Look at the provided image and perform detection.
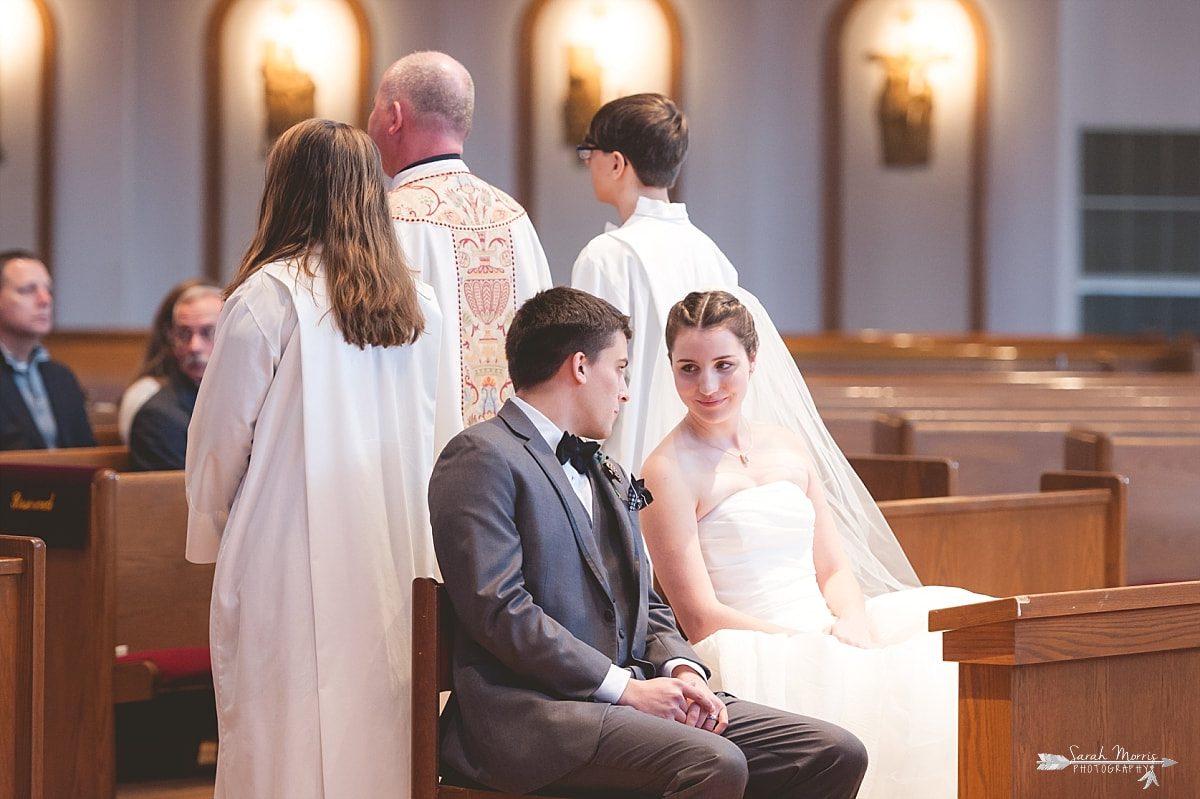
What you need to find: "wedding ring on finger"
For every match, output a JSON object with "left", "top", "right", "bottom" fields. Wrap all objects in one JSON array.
[{"left": 706, "top": 713, "right": 719, "bottom": 722}]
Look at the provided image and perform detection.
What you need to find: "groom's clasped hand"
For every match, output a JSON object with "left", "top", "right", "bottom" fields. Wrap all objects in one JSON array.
[{"left": 615, "top": 667, "right": 729, "bottom": 734}]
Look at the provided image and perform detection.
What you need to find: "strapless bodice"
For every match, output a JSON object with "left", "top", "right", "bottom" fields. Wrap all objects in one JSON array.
[{"left": 697, "top": 481, "right": 834, "bottom": 632}]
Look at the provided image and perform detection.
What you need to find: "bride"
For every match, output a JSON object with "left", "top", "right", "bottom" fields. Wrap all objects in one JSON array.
[{"left": 639, "top": 290, "right": 988, "bottom": 799}]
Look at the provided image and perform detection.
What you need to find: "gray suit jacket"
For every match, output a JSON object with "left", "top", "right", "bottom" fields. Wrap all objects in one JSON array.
[{"left": 429, "top": 400, "right": 703, "bottom": 794}]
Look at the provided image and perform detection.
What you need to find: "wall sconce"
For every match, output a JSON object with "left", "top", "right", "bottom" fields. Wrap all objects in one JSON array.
[
  {"left": 563, "top": 44, "right": 602, "bottom": 146},
  {"left": 866, "top": 3, "right": 949, "bottom": 167},
  {"left": 561, "top": 1, "right": 626, "bottom": 149},
  {"left": 557, "top": 0, "right": 672, "bottom": 153},
  {"left": 0, "top": 0, "right": 44, "bottom": 164},
  {"left": 262, "top": 2, "right": 316, "bottom": 143}
]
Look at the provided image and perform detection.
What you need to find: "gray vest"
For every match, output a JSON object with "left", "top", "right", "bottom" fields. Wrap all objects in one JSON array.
[{"left": 588, "top": 469, "right": 639, "bottom": 669}]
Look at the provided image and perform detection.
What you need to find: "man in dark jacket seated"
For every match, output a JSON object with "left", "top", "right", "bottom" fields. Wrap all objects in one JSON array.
[
  {"left": 0, "top": 249, "right": 95, "bottom": 451},
  {"left": 129, "top": 284, "right": 223, "bottom": 471}
]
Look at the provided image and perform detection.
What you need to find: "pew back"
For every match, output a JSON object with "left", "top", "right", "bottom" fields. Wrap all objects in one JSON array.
[
  {"left": 880, "top": 472, "right": 1126, "bottom": 596},
  {"left": 101, "top": 470, "right": 211, "bottom": 653},
  {"left": 0, "top": 464, "right": 207, "bottom": 798},
  {"left": 1066, "top": 431, "right": 1200, "bottom": 584},
  {"left": 0, "top": 463, "right": 117, "bottom": 799},
  {"left": 42, "top": 331, "right": 147, "bottom": 409},
  {"left": 0, "top": 445, "right": 130, "bottom": 471},
  {"left": 0, "top": 535, "right": 45, "bottom": 799},
  {"left": 875, "top": 416, "right": 1200, "bottom": 494},
  {"left": 847, "top": 453, "right": 957, "bottom": 500},
  {"left": 784, "top": 332, "right": 1199, "bottom": 373}
]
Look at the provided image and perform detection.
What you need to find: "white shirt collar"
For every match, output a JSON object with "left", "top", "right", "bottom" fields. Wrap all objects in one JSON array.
[
  {"left": 630, "top": 195, "right": 688, "bottom": 221},
  {"left": 508, "top": 395, "right": 565, "bottom": 453},
  {"left": 510, "top": 396, "right": 595, "bottom": 518}
]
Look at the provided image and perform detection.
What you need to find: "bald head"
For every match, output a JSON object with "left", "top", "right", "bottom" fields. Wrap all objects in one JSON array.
[
  {"left": 369, "top": 51, "right": 475, "bottom": 177},
  {"left": 385, "top": 51, "right": 474, "bottom": 135}
]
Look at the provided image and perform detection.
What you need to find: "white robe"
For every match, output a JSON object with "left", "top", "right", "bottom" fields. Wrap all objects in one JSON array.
[
  {"left": 388, "top": 158, "right": 552, "bottom": 452},
  {"left": 185, "top": 260, "right": 442, "bottom": 799},
  {"left": 573, "top": 198, "right": 918, "bottom": 595},
  {"left": 572, "top": 196, "right": 738, "bottom": 472}
]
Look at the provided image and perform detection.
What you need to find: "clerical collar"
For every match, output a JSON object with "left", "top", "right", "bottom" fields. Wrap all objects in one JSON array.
[{"left": 398, "top": 153, "right": 462, "bottom": 173}]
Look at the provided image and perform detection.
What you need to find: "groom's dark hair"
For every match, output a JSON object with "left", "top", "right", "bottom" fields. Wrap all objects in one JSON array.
[{"left": 507, "top": 287, "right": 632, "bottom": 392}]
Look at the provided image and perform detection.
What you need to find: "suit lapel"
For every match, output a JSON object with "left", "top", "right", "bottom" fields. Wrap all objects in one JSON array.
[
  {"left": 497, "top": 402, "right": 611, "bottom": 597},
  {"left": 587, "top": 456, "right": 651, "bottom": 657}
]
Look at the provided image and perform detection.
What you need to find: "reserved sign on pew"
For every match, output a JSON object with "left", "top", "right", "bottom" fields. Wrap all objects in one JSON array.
[{"left": 0, "top": 463, "right": 95, "bottom": 548}]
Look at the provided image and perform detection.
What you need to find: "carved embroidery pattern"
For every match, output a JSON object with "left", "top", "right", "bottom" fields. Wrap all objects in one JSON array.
[{"left": 390, "top": 170, "right": 524, "bottom": 426}]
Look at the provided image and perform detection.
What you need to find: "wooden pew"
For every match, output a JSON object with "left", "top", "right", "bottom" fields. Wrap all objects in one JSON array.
[
  {"left": 93, "top": 424, "right": 122, "bottom": 447},
  {"left": 809, "top": 371, "right": 1200, "bottom": 411},
  {"left": 931, "top": 581, "right": 1200, "bottom": 798},
  {"left": 0, "top": 464, "right": 211, "bottom": 797},
  {"left": 847, "top": 453, "right": 957, "bottom": 500},
  {"left": 0, "top": 445, "right": 130, "bottom": 471},
  {"left": 99, "top": 470, "right": 216, "bottom": 782},
  {"left": 820, "top": 408, "right": 879, "bottom": 454},
  {"left": 879, "top": 472, "right": 1126, "bottom": 596},
  {"left": 785, "top": 331, "right": 1199, "bottom": 373},
  {"left": 103, "top": 470, "right": 213, "bottom": 703},
  {"left": 1066, "top": 430, "right": 1200, "bottom": 584},
  {"left": 812, "top": 380, "right": 1200, "bottom": 451},
  {"left": 874, "top": 415, "right": 1200, "bottom": 494},
  {"left": 0, "top": 462, "right": 115, "bottom": 798},
  {"left": 879, "top": 406, "right": 1200, "bottom": 428},
  {"left": 42, "top": 330, "right": 148, "bottom": 410},
  {"left": 0, "top": 535, "right": 45, "bottom": 799}
]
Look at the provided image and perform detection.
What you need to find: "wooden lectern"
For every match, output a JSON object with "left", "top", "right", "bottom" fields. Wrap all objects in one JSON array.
[{"left": 931, "top": 582, "right": 1200, "bottom": 798}]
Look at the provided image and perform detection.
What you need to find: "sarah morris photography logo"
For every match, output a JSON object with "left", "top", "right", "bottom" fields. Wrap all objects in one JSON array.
[{"left": 1037, "top": 744, "right": 1178, "bottom": 789}]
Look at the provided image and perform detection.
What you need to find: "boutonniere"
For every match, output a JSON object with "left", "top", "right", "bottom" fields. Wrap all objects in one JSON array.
[
  {"left": 597, "top": 451, "right": 623, "bottom": 492},
  {"left": 627, "top": 476, "right": 654, "bottom": 512},
  {"left": 594, "top": 452, "right": 653, "bottom": 511}
]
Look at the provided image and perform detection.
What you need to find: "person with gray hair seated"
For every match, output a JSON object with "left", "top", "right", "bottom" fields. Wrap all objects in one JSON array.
[{"left": 128, "top": 283, "right": 223, "bottom": 470}]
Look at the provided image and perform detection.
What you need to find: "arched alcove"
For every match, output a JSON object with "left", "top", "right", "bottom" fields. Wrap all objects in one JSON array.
[
  {"left": 204, "top": 0, "right": 371, "bottom": 282},
  {"left": 515, "top": 0, "right": 683, "bottom": 278},
  {"left": 0, "top": 0, "right": 57, "bottom": 266},
  {"left": 822, "top": 0, "right": 990, "bottom": 331}
]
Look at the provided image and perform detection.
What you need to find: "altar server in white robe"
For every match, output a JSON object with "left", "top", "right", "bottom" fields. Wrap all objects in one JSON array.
[
  {"left": 573, "top": 94, "right": 917, "bottom": 599},
  {"left": 571, "top": 93, "right": 738, "bottom": 473},
  {"left": 369, "top": 51, "right": 552, "bottom": 452},
  {"left": 185, "top": 119, "right": 442, "bottom": 799}
]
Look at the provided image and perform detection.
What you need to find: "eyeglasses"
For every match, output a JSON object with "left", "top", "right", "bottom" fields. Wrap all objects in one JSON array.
[
  {"left": 576, "top": 143, "right": 606, "bottom": 162},
  {"left": 170, "top": 325, "right": 216, "bottom": 346}
]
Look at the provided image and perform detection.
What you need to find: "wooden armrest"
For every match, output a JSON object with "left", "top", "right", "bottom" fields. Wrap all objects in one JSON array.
[{"left": 113, "top": 659, "right": 159, "bottom": 704}]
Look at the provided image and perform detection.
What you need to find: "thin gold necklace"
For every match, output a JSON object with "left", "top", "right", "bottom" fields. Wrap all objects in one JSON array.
[{"left": 687, "top": 419, "right": 754, "bottom": 466}]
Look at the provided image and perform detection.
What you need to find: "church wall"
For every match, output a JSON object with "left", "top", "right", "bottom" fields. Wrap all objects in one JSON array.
[
  {"left": 24, "top": 0, "right": 1193, "bottom": 334},
  {"left": 980, "top": 0, "right": 1060, "bottom": 333}
]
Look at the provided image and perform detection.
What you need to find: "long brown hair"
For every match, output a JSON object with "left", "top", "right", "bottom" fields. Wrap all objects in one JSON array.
[{"left": 227, "top": 118, "right": 423, "bottom": 348}]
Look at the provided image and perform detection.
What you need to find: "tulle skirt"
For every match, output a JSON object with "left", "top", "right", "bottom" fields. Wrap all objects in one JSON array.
[{"left": 692, "top": 585, "right": 989, "bottom": 799}]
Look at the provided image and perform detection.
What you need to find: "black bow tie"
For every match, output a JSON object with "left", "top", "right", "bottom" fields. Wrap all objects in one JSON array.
[{"left": 556, "top": 432, "right": 600, "bottom": 474}]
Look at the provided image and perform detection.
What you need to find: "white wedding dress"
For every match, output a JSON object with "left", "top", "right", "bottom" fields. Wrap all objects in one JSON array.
[{"left": 690, "top": 481, "right": 989, "bottom": 798}]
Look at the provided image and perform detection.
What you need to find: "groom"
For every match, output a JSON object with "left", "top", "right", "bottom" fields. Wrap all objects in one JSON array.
[{"left": 428, "top": 286, "right": 867, "bottom": 797}]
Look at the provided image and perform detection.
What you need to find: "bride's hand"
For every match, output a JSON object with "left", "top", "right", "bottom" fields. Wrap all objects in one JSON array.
[{"left": 828, "top": 613, "right": 875, "bottom": 648}]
